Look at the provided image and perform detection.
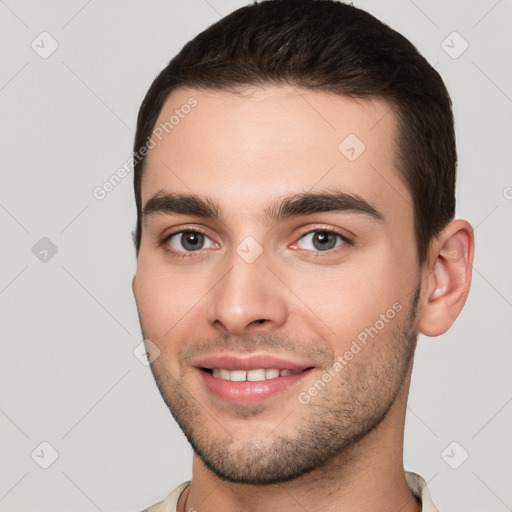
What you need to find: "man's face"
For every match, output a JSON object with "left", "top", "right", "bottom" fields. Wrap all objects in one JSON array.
[{"left": 133, "top": 86, "right": 422, "bottom": 483}]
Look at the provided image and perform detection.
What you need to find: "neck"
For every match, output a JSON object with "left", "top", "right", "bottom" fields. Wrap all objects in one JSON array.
[{"left": 179, "top": 369, "right": 420, "bottom": 512}]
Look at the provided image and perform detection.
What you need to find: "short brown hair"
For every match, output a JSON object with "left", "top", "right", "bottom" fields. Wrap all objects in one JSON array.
[{"left": 133, "top": 0, "right": 456, "bottom": 264}]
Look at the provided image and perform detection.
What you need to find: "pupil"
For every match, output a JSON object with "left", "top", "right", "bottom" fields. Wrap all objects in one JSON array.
[
  {"left": 313, "top": 232, "right": 336, "bottom": 251},
  {"left": 182, "top": 231, "right": 204, "bottom": 251}
]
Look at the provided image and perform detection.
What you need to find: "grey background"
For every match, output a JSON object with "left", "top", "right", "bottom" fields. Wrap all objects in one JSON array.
[{"left": 0, "top": 1, "right": 510, "bottom": 510}]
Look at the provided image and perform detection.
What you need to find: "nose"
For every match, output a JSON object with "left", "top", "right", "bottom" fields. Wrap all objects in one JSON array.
[{"left": 206, "top": 246, "right": 288, "bottom": 335}]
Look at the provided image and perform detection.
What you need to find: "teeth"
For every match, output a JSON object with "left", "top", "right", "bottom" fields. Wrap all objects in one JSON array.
[
  {"left": 210, "top": 368, "right": 296, "bottom": 381},
  {"left": 219, "top": 369, "right": 231, "bottom": 380},
  {"left": 230, "top": 370, "right": 246, "bottom": 382},
  {"left": 247, "top": 369, "right": 266, "bottom": 381},
  {"left": 265, "top": 369, "right": 280, "bottom": 379}
]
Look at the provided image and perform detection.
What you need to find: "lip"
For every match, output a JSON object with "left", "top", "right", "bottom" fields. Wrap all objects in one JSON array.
[
  {"left": 193, "top": 353, "right": 315, "bottom": 405},
  {"left": 197, "top": 367, "right": 314, "bottom": 404},
  {"left": 193, "top": 353, "right": 312, "bottom": 372}
]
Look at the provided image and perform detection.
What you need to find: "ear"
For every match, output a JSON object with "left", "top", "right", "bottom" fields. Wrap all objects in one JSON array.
[
  {"left": 132, "top": 274, "right": 137, "bottom": 299},
  {"left": 419, "top": 219, "right": 474, "bottom": 337}
]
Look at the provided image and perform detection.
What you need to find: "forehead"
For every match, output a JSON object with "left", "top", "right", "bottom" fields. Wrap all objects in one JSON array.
[{"left": 141, "top": 85, "right": 411, "bottom": 224}]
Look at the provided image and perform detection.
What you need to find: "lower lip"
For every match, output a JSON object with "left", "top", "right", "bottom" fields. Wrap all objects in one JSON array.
[{"left": 197, "top": 368, "right": 313, "bottom": 404}]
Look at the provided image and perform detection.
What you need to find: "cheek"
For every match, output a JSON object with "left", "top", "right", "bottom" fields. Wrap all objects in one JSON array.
[
  {"left": 291, "top": 254, "right": 412, "bottom": 348},
  {"left": 134, "top": 258, "right": 205, "bottom": 341}
]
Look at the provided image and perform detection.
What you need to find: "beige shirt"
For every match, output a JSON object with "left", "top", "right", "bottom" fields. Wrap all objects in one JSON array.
[{"left": 141, "top": 471, "right": 438, "bottom": 512}]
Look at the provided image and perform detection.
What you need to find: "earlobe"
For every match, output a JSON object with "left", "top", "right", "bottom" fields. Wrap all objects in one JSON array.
[{"left": 419, "top": 220, "right": 474, "bottom": 337}]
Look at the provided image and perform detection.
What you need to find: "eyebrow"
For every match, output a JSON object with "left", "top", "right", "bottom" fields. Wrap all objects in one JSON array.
[{"left": 142, "top": 189, "right": 384, "bottom": 225}]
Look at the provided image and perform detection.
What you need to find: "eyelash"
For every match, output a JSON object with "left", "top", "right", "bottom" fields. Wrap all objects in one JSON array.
[
  {"left": 160, "top": 227, "right": 352, "bottom": 259},
  {"left": 294, "top": 227, "right": 352, "bottom": 258},
  {"left": 160, "top": 228, "right": 213, "bottom": 259}
]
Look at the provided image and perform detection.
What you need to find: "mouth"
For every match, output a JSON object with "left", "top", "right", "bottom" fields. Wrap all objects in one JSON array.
[
  {"left": 205, "top": 367, "right": 303, "bottom": 381},
  {"left": 193, "top": 354, "right": 315, "bottom": 404}
]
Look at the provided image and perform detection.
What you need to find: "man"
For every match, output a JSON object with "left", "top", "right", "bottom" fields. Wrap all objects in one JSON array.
[{"left": 131, "top": 1, "right": 474, "bottom": 510}]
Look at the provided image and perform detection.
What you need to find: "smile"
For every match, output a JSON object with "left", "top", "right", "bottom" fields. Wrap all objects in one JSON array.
[
  {"left": 193, "top": 354, "right": 315, "bottom": 404},
  {"left": 208, "top": 368, "right": 300, "bottom": 382}
]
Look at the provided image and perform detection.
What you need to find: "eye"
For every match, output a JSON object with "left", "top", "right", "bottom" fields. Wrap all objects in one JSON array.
[
  {"left": 293, "top": 230, "right": 349, "bottom": 252},
  {"left": 164, "top": 230, "right": 218, "bottom": 254}
]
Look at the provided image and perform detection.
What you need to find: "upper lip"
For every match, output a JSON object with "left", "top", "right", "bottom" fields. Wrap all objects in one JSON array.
[{"left": 193, "top": 353, "right": 315, "bottom": 371}]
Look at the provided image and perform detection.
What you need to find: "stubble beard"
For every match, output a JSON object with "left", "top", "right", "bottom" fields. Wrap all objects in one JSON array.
[{"left": 141, "top": 286, "right": 421, "bottom": 485}]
